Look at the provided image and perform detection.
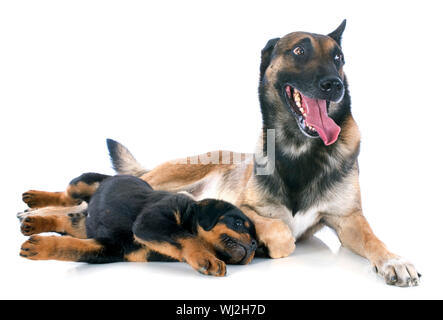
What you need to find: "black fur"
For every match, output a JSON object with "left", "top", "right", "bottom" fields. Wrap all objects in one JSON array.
[
  {"left": 260, "top": 38, "right": 280, "bottom": 81},
  {"left": 69, "top": 172, "right": 110, "bottom": 186},
  {"left": 256, "top": 21, "right": 360, "bottom": 215},
  {"left": 71, "top": 174, "right": 257, "bottom": 264},
  {"left": 328, "top": 19, "right": 346, "bottom": 45}
]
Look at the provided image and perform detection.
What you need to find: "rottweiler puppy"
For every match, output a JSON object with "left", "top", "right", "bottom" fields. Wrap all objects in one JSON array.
[{"left": 20, "top": 173, "right": 257, "bottom": 276}]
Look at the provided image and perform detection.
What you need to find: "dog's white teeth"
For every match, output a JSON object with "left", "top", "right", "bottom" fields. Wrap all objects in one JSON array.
[{"left": 293, "top": 92, "right": 301, "bottom": 103}]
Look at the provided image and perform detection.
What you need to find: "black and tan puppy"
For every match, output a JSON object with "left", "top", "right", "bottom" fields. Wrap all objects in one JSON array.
[{"left": 20, "top": 173, "right": 257, "bottom": 276}]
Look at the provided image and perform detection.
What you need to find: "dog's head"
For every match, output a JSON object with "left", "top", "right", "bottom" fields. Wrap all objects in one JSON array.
[
  {"left": 192, "top": 199, "right": 257, "bottom": 265},
  {"left": 259, "top": 20, "right": 348, "bottom": 146}
]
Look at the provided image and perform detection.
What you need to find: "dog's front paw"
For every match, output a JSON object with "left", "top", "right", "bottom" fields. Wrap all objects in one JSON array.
[
  {"left": 20, "top": 235, "right": 55, "bottom": 260},
  {"left": 186, "top": 251, "right": 227, "bottom": 277},
  {"left": 258, "top": 219, "right": 295, "bottom": 259},
  {"left": 375, "top": 256, "right": 421, "bottom": 287}
]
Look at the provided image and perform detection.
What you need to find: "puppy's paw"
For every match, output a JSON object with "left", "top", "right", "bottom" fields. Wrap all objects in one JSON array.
[
  {"left": 22, "top": 190, "right": 50, "bottom": 208},
  {"left": 17, "top": 208, "right": 35, "bottom": 222},
  {"left": 258, "top": 219, "right": 295, "bottom": 259},
  {"left": 187, "top": 251, "right": 227, "bottom": 277},
  {"left": 375, "top": 256, "right": 420, "bottom": 287},
  {"left": 20, "top": 235, "right": 55, "bottom": 260},
  {"left": 20, "top": 216, "right": 53, "bottom": 236}
]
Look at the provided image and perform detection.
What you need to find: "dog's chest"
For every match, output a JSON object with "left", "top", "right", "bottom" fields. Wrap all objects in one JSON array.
[{"left": 268, "top": 205, "right": 321, "bottom": 240}]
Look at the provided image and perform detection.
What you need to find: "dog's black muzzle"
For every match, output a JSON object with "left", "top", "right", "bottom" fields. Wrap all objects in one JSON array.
[{"left": 318, "top": 76, "right": 344, "bottom": 102}]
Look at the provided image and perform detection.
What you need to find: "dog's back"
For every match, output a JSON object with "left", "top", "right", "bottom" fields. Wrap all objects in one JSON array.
[{"left": 86, "top": 175, "right": 154, "bottom": 240}]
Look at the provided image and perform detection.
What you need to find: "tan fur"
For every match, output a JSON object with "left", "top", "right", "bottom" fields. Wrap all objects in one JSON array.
[
  {"left": 18, "top": 203, "right": 87, "bottom": 219},
  {"left": 134, "top": 236, "right": 226, "bottom": 276},
  {"left": 22, "top": 182, "right": 99, "bottom": 209},
  {"left": 134, "top": 236, "right": 182, "bottom": 260},
  {"left": 197, "top": 224, "right": 251, "bottom": 248},
  {"left": 324, "top": 211, "right": 397, "bottom": 269},
  {"left": 20, "top": 213, "right": 87, "bottom": 238},
  {"left": 19, "top": 27, "right": 418, "bottom": 285},
  {"left": 124, "top": 247, "right": 150, "bottom": 262},
  {"left": 173, "top": 210, "right": 181, "bottom": 225},
  {"left": 67, "top": 181, "right": 100, "bottom": 199},
  {"left": 22, "top": 190, "right": 81, "bottom": 208},
  {"left": 20, "top": 235, "right": 103, "bottom": 261}
]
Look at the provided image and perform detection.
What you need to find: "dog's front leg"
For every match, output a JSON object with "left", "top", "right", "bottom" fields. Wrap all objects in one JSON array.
[
  {"left": 324, "top": 211, "right": 420, "bottom": 287},
  {"left": 240, "top": 205, "right": 295, "bottom": 259}
]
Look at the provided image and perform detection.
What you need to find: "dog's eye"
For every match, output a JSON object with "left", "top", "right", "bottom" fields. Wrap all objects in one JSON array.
[
  {"left": 293, "top": 46, "right": 304, "bottom": 56},
  {"left": 334, "top": 53, "right": 343, "bottom": 63},
  {"left": 234, "top": 219, "right": 243, "bottom": 228}
]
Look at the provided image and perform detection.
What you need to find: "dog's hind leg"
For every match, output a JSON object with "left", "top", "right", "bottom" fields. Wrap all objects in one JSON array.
[
  {"left": 17, "top": 203, "right": 87, "bottom": 220},
  {"left": 20, "top": 210, "right": 87, "bottom": 238},
  {"left": 22, "top": 172, "right": 110, "bottom": 208},
  {"left": 19, "top": 235, "right": 124, "bottom": 263}
]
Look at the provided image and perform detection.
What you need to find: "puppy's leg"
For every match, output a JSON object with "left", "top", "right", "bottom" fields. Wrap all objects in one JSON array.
[
  {"left": 22, "top": 172, "right": 110, "bottom": 208},
  {"left": 17, "top": 203, "right": 87, "bottom": 222},
  {"left": 135, "top": 236, "right": 226, "bottom": 276},
  {"left": 325, "top": 211, "right": 420, "bottom": 287},
  {"left": 132, "top": 205, "right": 226, "bottom": 276},
  {"left": 20, "top": 212, "right": 87, "bottom": 238},
  {"left": 19, "top": 235, "right": 123, "bottom": 263}
]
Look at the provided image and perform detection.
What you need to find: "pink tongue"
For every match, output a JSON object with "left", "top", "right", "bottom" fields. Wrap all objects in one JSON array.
[{"left": 302, "top": 96, "right": 341, "bottom": 146}]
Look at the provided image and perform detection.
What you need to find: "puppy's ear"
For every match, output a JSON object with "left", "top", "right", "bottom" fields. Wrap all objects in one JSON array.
[
  {"left": 260, "top": 38, "right": 280, "bottom": 81},
  {"left": 328, "top": 19, "right": 346, "bottom": 46},
  {"left": 194, "top": 199, "right": 224, "bottom": 231}
]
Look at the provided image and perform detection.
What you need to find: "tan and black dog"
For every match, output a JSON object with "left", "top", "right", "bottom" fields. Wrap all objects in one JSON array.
[
  {"left": 20, "top": 21, "right": 419, "bottom": 286},
  {"left": 20, "top": 173, "right": 257, "bottom": 276}
]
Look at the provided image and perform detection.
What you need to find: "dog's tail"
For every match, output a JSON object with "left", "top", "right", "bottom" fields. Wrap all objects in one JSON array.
[{"left": 106, "top": 139, "right": 149, "bottom": 177}]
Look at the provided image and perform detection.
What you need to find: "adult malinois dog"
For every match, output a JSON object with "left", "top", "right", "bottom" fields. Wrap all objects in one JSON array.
[{"left": 21, "top": 21, "right": 419, "bottom": 286}]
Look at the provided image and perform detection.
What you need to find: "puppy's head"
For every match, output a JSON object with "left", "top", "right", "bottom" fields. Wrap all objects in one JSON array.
[{"left": 192, "top": 199, "right": 257, "bottom": 265}]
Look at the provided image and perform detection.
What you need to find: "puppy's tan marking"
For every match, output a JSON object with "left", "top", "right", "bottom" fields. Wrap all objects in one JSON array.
[
  {"left": 22, "top": 190, "right": 81, "bottom": 208},
  {"left": 20, "top": 235, "right": 103, "bottom": 261},
  {"left": 173, "top": 210, "right": 181, "bottom": 225},
  {"left": 20, "top": 213, "right": 87, "bottom": 238},
  {"left": 197, "top": 224, "right": 251, "bottom": 249},
  {"left": 124, "top": 247, "right": 150, "bottom": 262},
  {"left": 134, "top": 236, "right": 226, "bottom": 276}
]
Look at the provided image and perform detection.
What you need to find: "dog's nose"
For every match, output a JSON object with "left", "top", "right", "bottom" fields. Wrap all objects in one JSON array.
[{"left": 319, "top": 77, "right": 343, "bottom": 94}]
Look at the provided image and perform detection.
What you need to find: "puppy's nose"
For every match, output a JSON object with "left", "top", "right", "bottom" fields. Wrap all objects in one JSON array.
[
  {"left": 250, "top": 239, "right": 257, "bottom": 250},
  {"left": 319, "top": 76, "right": 343, "bottom": 95}
]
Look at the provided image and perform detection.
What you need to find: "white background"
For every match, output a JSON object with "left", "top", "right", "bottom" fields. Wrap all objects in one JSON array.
[{"left": 1, "top": 0, "right": 442, "bottom": 299}]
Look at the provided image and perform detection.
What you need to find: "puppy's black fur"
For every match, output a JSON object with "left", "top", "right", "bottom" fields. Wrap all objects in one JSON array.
[{"left": 20, "top": 173, "right": 257, "bottom": 275}]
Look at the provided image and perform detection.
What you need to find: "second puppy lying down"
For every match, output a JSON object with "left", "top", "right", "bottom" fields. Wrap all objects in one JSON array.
[{"left": 20, "top": 173, "right": 257, "bottom": 276}]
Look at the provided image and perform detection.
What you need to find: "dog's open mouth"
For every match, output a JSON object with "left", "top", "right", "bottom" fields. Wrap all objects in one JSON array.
[{"left": 284, "top": 85, "right": 341, "bottom": 146}]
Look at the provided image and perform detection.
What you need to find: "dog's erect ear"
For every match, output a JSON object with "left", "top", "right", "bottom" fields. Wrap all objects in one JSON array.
[
  {"left": 328, "top": 19, "right": 346, "bottom": 46},
  {"left": 194, "top": 199, "right": 225, "bottom": 231},
  {"left": 260, "top": 38, "right": 280, "bottom": 81}
]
